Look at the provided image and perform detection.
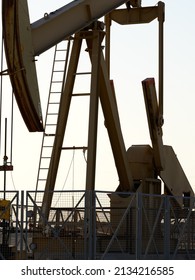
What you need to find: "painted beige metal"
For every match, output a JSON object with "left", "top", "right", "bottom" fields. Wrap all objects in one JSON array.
[
  {"left": 85, "top": 31, "right": 102, "bottom": 191},
  {"left": 129, "top": 0, "right": 142, "bottom": 7},
  {"left": 127, "top": 145, "right": 155, "bottom": 181},
  {"left": 160, "top": 146, "right": 194, "bottom": 199},
  {"left": 98, "top": 48, "right": 134, "bottom": 191},
  {"left": 2, "top": 0, "right": 43, "bottom": 132},
  {"left": 142, "top": 78, "right": 194, "bottom": 202},
  {"left": 158, "top": 2, "right": 165, "bottom": 118},
  {"left": 110, "top": 6, "right": 159, "bottom": 25},
  {"left": 31, "top": 0, "right": 136, "bottom": 56},
  {"left": 86, "top": 32, "right": 134, "bottom": 191},
  {"left": 142, "top": 78, "right": 164, "bottom": 172}
]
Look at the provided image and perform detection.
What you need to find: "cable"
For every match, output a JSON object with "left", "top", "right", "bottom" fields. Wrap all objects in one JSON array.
[
  {"left": 10, "top": 171, "right": 16, "bottom": 191},
  {"left": 83, "top": 147, "right": 87, "bottom": 163},
  {"left": 72, "top": 149, "right": 75, "bottom": 207},
  {"left": 53, "top": 149, "right": 75, "bottom": 208}
]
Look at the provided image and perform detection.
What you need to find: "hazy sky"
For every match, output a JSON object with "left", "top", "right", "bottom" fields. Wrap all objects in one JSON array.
[{"left": 0, "top": 0, "right": 195, "bottom": 194}]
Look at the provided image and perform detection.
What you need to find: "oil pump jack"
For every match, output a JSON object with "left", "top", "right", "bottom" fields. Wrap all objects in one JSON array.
[{"left": 1, "top": 0, "right": 195, "bottom": 259}]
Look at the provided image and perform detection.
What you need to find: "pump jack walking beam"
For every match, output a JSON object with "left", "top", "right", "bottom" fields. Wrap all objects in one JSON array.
[
  {"left": 31, "top": 0, "right": 141, "bottom": 56},
  {"left": 2, "top": 0, "right": 141, "bottom": 132}
]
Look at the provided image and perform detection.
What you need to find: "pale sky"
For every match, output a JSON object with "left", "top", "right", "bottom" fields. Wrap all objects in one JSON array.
[{"left": 0, "top": 0, "right": 195, "bottom": 194}]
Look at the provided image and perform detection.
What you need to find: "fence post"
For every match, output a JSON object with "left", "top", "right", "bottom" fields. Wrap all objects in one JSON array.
[
  {"left": 136, "top": 192, "right": 142, "bottom": 259},
  {"left": 84, "top": 190, "right": 96, "bottom": 259},
  {"left": 19, "top": 190, "right": 24, "bottom": 259},
  {"left": 163, "top": 195, "right": 170, "bottom": 259}
]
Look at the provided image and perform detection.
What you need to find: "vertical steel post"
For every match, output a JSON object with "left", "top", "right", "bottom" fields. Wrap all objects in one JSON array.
[
  {"left": 84, "top": 29, "right": 102, "bottom": 258},
  {"left": 84, "top": 190, "right": 96, "bottom": 259},
  {"left": 20, "top": 190, "right": 24, "bottom": 259},
  {"left": 158, "top": 2, "right": 165, "bottom": 121},
  {"left": 85, "top": 29, "right": 102, "bottom": 191},
  {"left": 105, "top": 15, "right": 111, "bottom": 78},
  {"left": 15, "top": 192, "right": 19, "bottom": 257},
  {"left": 163, "top": 195, "right": 170, "bottom": 259},
  {"left": 3, "top": 118, "right": 7, "bottom": 200},
  {"left": 136, "top": 192, "right": 142, "bottom": 259}
]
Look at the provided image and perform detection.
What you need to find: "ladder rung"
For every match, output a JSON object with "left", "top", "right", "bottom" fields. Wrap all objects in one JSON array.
[
  {"left": 36, "top": 40, "right": 70, "bottom": 190},
  {"left": 45, "top": 124, "right": 57, "bottom": 126},
  {"left": 48, "top": 102, "right": 60, "bottom": 104},
  {"left": 41, "top": 156, "right": 52, "bottom": 159},
  {"left": 47, "top": 113, "right": 58, "bottom": 115},
  {"left": 56, "top": 49, "right": 67, "bottom": 52},
  {"left": 74, "top": 72, "right": 91, "bottom": 75},
  {"left": 72, "top": 93, "right": 90, "bottom": 96},
  {"left": 40, "top": 167, "right": 49, "bottom": 170},
  {"left": 62, "top": 146, "right": 88, "bottom": 150},
  {"left": 53, "top": 70, "right": 65, "bottom": 73},
  {"left": 44, "top": 133, "right": 56, "bottom": 136}
]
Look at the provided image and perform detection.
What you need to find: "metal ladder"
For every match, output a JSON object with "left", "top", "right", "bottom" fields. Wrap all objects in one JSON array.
[{"left": 35, "top": 39, "right": 71, "bottom": 194}]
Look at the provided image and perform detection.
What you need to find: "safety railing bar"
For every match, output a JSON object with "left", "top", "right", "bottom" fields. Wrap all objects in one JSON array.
[
  {"left": 101, "top": 193, "right": 136, "bottom": 260},
  {"left": 143, "top": 197, "right": 164, "bottom": 258}
]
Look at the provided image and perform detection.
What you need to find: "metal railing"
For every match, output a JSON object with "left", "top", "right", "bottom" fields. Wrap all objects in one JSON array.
[{"left": 0, "top": 190, "right": 195, "bottom": 260}]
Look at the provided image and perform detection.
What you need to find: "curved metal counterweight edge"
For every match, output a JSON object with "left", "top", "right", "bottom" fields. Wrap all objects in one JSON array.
[{"left": 2, "top": 0, "right": 43, "bottom": 132}]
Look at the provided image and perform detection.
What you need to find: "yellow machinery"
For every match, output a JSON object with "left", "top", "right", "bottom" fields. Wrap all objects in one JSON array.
[
  {"left": 0, "top": 199, "right": 10, "bottom": 221},
  {"left": 0, "top": 199, "right": 12, "bottom": 258}
]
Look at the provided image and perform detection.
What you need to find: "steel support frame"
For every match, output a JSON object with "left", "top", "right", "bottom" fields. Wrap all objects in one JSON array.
[
  {"left": 85, "top": 30, "right": 102, "bottom": 191},
  {"left": 41, "top": 26, "right": 134, "bottom": 221}
]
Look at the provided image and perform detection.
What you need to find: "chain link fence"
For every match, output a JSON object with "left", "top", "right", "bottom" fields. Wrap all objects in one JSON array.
[{"left": 0, "top": 190, "right": 195, "bottom": 259}]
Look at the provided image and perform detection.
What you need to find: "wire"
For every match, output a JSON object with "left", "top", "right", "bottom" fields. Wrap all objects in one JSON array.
[
  {"left": 83, "top": 147, "right": 87, "bottom": 163},
  {"left": 10, "top": 171, "right": 16, "bottom": 191},
  {"left": 72, "top": 149, "right": 75, "bottom": 207},
  {"left": 10, "top": 89, "right": 14, "bottom": 165},
  {"left": 53, "top": 149, "right": 75, "bottom": 208}
]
